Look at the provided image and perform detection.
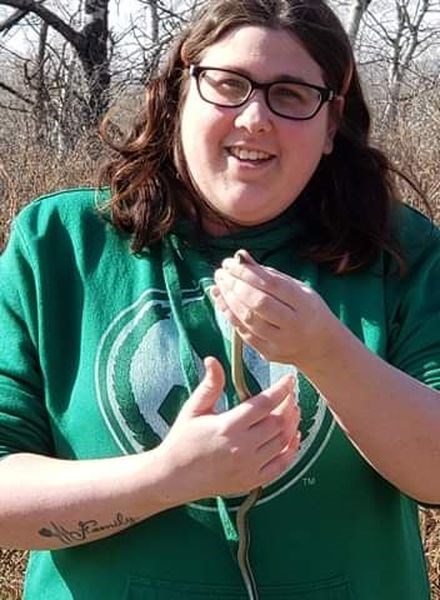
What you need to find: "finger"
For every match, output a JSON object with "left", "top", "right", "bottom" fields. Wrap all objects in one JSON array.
[
  {"left": 258, "top": 431, "right": 301, "bottom": 483},
  {"left": 233, "top": 328, "right": 275, "bottom": 362},
  {"left": 209, "top": 284, "right": 232, "bottom": 315},
  {"left": 250, "top": 396, "right": 300, "bottom": 446},
  {"left": 228, "top": 375, "right": 295, "bottom": 426},
  {"left": 210, "top": 285, "right": 245, "bottom": 330},
  {"left": 214, "top": 269, "right": 293, "bottom": 329},
  {"left": 220, "top": 254, "right": 308, "bottom": 309},
  {"left": 211, "top": 284, "right": 255, "bottom": 331},
  {"left": 269, "top": 394, "right": 300, "bottom": 422},
  {"left": 214, "top": 280, "right": 283, "bottom": 342},
  {"left": 211, "top": 284, "right": 272, "bottom": 349},
  {"left": 212, "top": 285, "right": 284, "bottom": 362},
  {"left": 256, "top": 428, "right": 297, "bottom": 464},
  {"left": 181, "top": 356, "right": 225, "bottom": 417},
  {"left": 247, "top": 393, "right": 289, "bottom": 433},
  {"left": 234, "top": 249, "right": 258, "bottom": 265}
]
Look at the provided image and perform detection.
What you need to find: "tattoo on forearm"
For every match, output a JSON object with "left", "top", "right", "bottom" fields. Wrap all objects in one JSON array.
[{"left": 38, "top": 512, "right": 137, "bottom": 545}]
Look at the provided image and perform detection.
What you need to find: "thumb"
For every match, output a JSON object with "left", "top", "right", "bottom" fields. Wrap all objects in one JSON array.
[{"left": 182, "top": 357, "right": 225, "bottom": 417}]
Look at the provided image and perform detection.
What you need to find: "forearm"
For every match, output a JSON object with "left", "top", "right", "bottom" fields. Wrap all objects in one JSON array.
[
  {"left": 0, "top": 360, "right": 300, "bottom": 551},
  {"left": 0, "top": 450, "right": 181, "bottom": 550},
  {"left": 299, "top": 317, "right": 440, "bottom": 504},
  {"left": 212, "top": 253, "right": 440, "bottom": 502}
]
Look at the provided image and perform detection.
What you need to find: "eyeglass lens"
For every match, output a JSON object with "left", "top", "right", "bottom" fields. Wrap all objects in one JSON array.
[{"left": 198, "top": 69, "right": 324, "bottom": 119}]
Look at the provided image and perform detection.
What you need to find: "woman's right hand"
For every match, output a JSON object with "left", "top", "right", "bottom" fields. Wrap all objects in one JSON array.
[
  {"left": 157, "top": 357, "right": 301, "bottom": 502},
  {"left": 0, "top": 357, "right": 299, "bottom": 550}
]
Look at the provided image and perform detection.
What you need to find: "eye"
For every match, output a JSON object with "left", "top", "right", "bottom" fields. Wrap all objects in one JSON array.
[
  {"left": 202, "top": 71, "right": 248, "bottom": 98},
  {"left": 270, "top": 84, "right": 311, "bottom": 105},
  {"left": 275, "top": 86, "right": 301, "bottom": 98}
]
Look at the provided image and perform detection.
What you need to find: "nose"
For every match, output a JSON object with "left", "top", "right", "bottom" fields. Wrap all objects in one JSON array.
[{"left": 233, "top": 91, "right": 272, "bottom": 135}]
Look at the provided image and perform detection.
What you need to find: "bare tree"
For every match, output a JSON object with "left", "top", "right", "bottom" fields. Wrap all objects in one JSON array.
[
  {"left": 132, "top": 0, "right": 206, "bottom": 83},
  {"left": 357, "top": 0, "right": 440, "bottom": 125},
  {"left": 331, "top": 0, "right": 439, "bottom": 128},
  {"left": 0, "top": 0, "right": 111, "bottom": 131},
  {"left": 379, "top": 0, "right": 439, "bottom": 124},
  {"left": 0, "top": 0, "right": 209, "bottom": 149}
]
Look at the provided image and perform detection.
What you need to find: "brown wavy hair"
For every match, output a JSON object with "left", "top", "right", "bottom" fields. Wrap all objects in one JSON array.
[{"left": 99, "top": 0, "right": 424, "bottom": 273}]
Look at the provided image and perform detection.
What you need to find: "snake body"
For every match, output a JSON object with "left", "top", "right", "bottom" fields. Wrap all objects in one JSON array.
[{"left": 231, "top": 325, "right": 261, "bottom": 600}]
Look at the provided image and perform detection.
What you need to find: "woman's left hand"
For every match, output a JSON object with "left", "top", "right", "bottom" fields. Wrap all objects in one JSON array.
[
  {"left": 211, "top": 250, "right": 338, "bottom": 368},
  {"left": 212, "top": 251, "right": 440, "bottom": 505}
]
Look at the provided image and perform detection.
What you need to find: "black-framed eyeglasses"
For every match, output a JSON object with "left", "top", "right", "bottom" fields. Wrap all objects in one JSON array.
[{"left": 189, "top": 65, "right": 335, "bottom": 121}]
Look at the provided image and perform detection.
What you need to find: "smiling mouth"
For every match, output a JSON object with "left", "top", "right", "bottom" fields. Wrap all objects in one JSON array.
[{"left": 226, "top": 147, "right": 275, "bottom": 163}]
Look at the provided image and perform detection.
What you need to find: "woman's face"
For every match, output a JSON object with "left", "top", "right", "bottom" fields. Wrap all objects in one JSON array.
[{"left": 180, "top": 25, "right": 338, "bottom": 235}]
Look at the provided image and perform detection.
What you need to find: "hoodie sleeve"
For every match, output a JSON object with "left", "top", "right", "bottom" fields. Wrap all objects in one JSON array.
[
  {"left": 386, "top": 218, "right": 440, "bottom": 391},
  {"left": 0, "top": 218, "right": 54, "bottom": 457}
]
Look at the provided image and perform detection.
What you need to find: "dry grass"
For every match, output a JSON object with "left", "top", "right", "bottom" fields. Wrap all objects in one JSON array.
[
  {"left": 0, "top": 549, "right": 28, "bottom": 599},
  {"left": 422, "top": 509, "right": 440, "bottom": 599},
  {"left": 0, "top": 135, "right": 101, "bottom": 251},
  {"left": 0, "top": 107, "right": 439, "bottom": 598}
]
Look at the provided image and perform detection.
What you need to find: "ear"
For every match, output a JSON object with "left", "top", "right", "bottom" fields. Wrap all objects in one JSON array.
[{"left": 323, "top": 96, "right": 345, "bottom": 155}]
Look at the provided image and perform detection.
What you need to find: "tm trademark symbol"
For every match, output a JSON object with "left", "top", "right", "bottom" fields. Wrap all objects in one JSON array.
[{"left": 302, "top": 477, "right": 316, "bottom": 486}]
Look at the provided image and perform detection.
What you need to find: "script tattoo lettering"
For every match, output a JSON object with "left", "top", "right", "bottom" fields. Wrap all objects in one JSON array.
[{"left": 38, "top": 512, "right": 137, "bottom": 545}]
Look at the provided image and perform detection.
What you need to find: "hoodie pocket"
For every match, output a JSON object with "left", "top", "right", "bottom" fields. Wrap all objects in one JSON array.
[{"left": 125, "top": 575, "right": 354, "bottom": 599}]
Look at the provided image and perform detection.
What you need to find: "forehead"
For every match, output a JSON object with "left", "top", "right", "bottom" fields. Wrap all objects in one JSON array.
[{"left": 199, "top": 25, "right": 324, "bottom": 84}]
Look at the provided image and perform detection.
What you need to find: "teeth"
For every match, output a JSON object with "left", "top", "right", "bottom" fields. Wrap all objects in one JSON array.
[{"left": 229, "top": 148, "right": 272, "bottom": 161}]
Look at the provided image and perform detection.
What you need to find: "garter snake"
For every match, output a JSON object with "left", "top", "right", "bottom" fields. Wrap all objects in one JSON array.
[{"left": 231, "top": 251, "right": 261, "bottom": 600}]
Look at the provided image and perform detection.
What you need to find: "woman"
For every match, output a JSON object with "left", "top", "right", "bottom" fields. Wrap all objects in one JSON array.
[{"left": 0, "top": 0, "right": 438, "bottom": 598}]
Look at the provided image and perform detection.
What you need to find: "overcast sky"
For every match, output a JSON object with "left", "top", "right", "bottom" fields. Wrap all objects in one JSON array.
[{"left": 0, "top": 1, "right": 437, "bottom": 63}]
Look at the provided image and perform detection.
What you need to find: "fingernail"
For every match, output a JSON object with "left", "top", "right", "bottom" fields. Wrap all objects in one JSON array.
[
  {"left": 234, "top": 250, "right": 246, "bottom": 264},
  {"left": 235, "top": 250, "right": 256, "bottom": 264}
]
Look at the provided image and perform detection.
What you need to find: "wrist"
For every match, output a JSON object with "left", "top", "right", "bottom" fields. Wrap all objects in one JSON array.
[
  {"left": 143, "top": 443, "right": 196, "bottom": 509},
  {"left": 294, "top": 310, "right": 347, "bottom": 375}
]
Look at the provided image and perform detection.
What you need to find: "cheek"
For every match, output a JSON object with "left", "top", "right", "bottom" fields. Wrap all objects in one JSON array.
[
  {"left": 180, "top": 102, "right": 197, "bottom": 156},
  {"left": 180, "top": 105, "right": 225, "bottom": 196},
  {"left": 181, "top": 93, "right": 230, "bottom": 155},
  {"left": 181, "top": 109, "right": 211, "bottom": 166},
  {"left": 284, "top": 120, "right": 331, "bottom": 165}
]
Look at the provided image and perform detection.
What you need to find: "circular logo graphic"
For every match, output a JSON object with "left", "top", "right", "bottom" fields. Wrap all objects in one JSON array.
[{"left": 95, "top": 287, "right": 334, "bottom": 509}]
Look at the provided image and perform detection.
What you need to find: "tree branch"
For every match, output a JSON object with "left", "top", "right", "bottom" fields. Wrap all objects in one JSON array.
[
  {"left": 0, "top": 79, "right": 33, "bottom": 104},
  {"left": 0, "top": 0, "right": 83, "bottom": 49},
  {"left": 0, "top": 100, "right": 29, "bottom": 112},
  {"left": 0, "top": 6, "right": 30, "bottom": 33}
]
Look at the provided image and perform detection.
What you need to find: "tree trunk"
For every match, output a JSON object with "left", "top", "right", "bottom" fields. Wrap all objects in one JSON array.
[
  {"left": 77, "top": 0, "right": 111, "bottom": 126},
  {"left": 383, "top": 0, "right": 431, "bottom": 127},
  {"left": 346, "top": 0, "right": 373, "bottom": 46},
  {"left": 0, "top": 0, "right": 111, "bottom": 128},
  {"left": 33, "top": 20, "right": 49, "bottom": 145}
]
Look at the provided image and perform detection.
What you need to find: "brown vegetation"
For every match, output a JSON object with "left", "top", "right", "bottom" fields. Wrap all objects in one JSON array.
[{"left": 0, "top": 101, "right": 439, "bottom": 598}]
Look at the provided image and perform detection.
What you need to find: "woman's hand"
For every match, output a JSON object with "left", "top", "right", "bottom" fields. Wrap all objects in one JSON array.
[
  {"left": 0, "top": 358, "right": 299, "bottom": 550},
  {"left": 210, "top": 256, "right": 440, "bottom": 504},
  {"left": 158, "top": 357, "right": 301, "bottom": 501},
  {"left": 210, "top": 250, "right": 339, "bottom": 368}
]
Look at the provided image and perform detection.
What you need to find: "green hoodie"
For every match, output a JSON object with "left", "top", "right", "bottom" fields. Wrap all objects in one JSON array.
[{"left": 0, "top": 188, "right": 438, "bottom": 599}]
